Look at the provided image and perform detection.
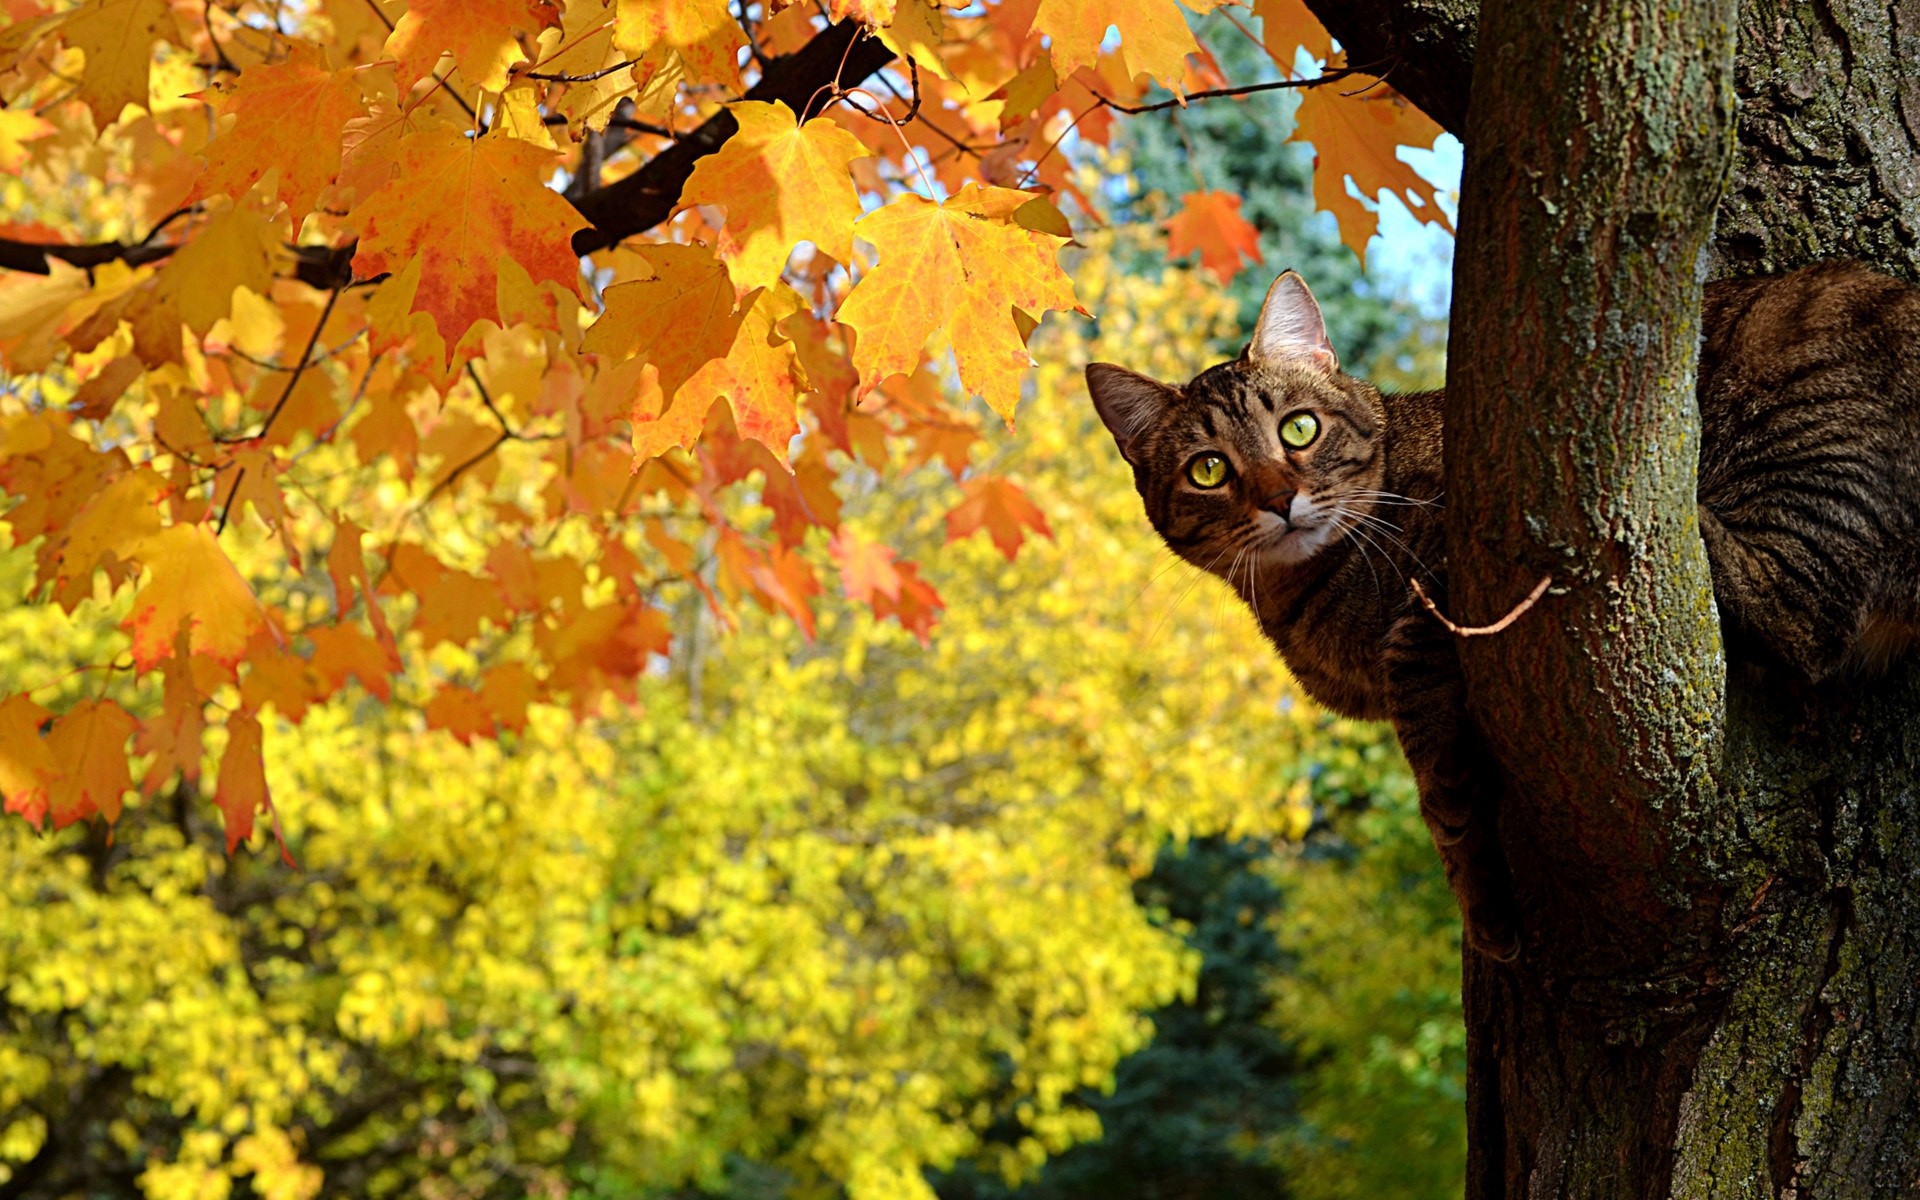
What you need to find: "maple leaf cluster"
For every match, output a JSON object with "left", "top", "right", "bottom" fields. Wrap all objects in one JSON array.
[{"left": 0, "top": 0, "right": 1444, "bottom": 849}]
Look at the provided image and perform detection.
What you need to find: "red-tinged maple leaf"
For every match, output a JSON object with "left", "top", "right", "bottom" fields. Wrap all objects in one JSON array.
[
  {"left": 1291, "top": 65, "right": 1447, "bottom": 266},
  {"left": 44, "top": 698, "right": 136, "bottom": 826},
  {"left": 678, "top": 100, "right": 871, "bottom": 292},
  {"left": 58, "top": 0, "right": 182, "bottom": 128},
  {"left": 0, "top": 693, "right": 57, "bottom": 824},
  {"left": 870, "top": 559, "right": 944, "bottom": 645},
  {"left": 830, "top": 526, "right": 902, "bottom": 605},
  {"left": 192, "top": 41, "right": 366, "bottom": 220},
  {"left": 945, "top": 475, "right": 1053, "bottom": 560},
  {"left": 124, "top": 524, "right": 268, "bottom": 670},
  {"left": 138, "top": 632, "right": 206, "bottom": 794},
  {"left": 761, "top": 444, "right": 843, "bottom": 546},
  {"left": 837, "top": 184, "right": 1079, "bottom": 424},
  {"left": 425, "top": 684, "right": 494, "bottom": 745},
  {"left": 307, "top": 622, "right": 400, "bottom": 701},
  {"left": 742, "top": 541, "right": 822, "bottom": 639},
  {"left": 385, "top": 0, "right": 562, "bottom": 94},
  {"left": 351, "top": 126, "right": 586, "bottom": 354},
  {"left": 214, "top": 710, "right": 270, "bottom": 853},
  {"left": 1252, "top": 0, "right": 1333, "bottom": 66},
  {"left": 1030, "top": 0, "right": 1197, "bottom": 90},
  {"left": 1165, "top": 190, "right": 1263, "bottom": 284}
]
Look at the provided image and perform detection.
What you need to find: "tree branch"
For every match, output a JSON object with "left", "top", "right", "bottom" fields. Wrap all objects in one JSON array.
[{"left": 1300, "top": 0, "right": 1478, "bottom": 134}]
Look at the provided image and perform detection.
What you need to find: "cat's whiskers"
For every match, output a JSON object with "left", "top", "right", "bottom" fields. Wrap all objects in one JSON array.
[
  {"left": 1333, "top": 507, "right": 1391, "bottom": 606},
  {"left": 1341, "top": 505, "right": 1443, "bottom": 584},
  {"left": 1145, "top": 539, "right": 1237, "bottom": 648}
]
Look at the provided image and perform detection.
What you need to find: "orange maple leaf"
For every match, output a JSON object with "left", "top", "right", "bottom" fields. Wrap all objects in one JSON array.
[
  {"left": 1165, "top": 190, "right": 1263, "bottom": 284},
  {"left": 352, "top": 127, "right": 586, "bottom": 353},
  {"left": 59, "top": 0, "right": 181, "bottom": 128},
  {"left": 214, "top": 710, "right": 270, "bottom": 853},
  {"left": 679, "top": 100, "right": 871, "bottom": 292},
  {"left": 45, "top": 698, "right": 136, "bottom": 826},
  {"left": 124, "top": 524, "right": 269, "bottom": 671},
  {"left": 0, "top": 693, "right": 58, "bottom": 823},
  {"left": 837, "top": 184, "right": 1078, "bottom": 424},
  {"left": 193, "top": 41, "right": 366, "bottom": 219},
  {"left": 425, "top": 684, "right": 494, "bottom": 745},
  {"left": 137, "top": 635, "right": 205, "bottom": 794},
  {"left": 1291, "top": 66, "right": 1447, "bottom": 266},
  {"left": 945, "top": 476, "right": 1053, "bottom": 560},
  {"left": 1030, "top": 0, "right": 1198, "bottom": 89}
]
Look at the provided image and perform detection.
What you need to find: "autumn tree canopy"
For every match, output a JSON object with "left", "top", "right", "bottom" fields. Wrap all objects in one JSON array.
[{"left": 0, "top": 0, "right": 1446, "bottom": 847}]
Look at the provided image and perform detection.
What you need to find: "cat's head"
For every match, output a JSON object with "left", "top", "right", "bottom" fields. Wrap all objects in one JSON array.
[{"left": 1085, "top": 271, "right": 1388, "bottom": 573}]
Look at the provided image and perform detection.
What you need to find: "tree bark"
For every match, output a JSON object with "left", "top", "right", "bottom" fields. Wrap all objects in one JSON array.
[{"left": 1301, "top": 0, "right": 1920, "bottom": 1194}]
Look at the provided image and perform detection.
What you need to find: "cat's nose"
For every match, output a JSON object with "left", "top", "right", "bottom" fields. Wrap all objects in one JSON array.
[{"left": 1261, "top": 489, "right": 1297, "bottom": 522}]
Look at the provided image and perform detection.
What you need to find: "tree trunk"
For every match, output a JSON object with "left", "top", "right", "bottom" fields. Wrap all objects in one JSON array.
[{"left": 1303, "top": 0, "right": 1920, "bottom": 1194}]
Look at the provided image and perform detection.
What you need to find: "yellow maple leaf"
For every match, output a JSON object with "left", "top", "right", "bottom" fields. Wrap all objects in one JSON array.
[
  {"left": 612, "top": 0, "right": 745, "bottom": 92},
  {"left": 1031, "top": 0, "right": 1197, "bottom": 90},
  {"left": 877, "top": 1, "right": 958, "bottom": 83},
  {"left": 837, "top": 184, "right": 1079, "bottom": 424},
  {"left": 1291, "top": 66, "right": 1448, "bottom": 266},
  {"left": 60, "top": 0, "right": 181, "bottom": 128},
  {"left": 679, "top": 100, "right": 872, "bottom": 293},
  {"left": 0, "top": 694, "right": 58, "bottom": 823},
  {"left": 0, "top": 108, "right": 53, "bottom": 172},
  {"left": 193, "top": 41, "right": 367, "bottom": 220},
  {"left": 351, "top": 126, "right": 587, "bottom": 353},
  {"left": 124, "top": 524, "right": 268, "bottom": 670},
  {"left": 162, "top": 201, "right": 279, "bottom": 336},
  {"left": 384, "top": 0, "right": 562, "bottom": 95}
]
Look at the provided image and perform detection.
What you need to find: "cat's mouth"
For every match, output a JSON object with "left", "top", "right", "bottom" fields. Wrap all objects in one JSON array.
[{"left": 1251, "top": 502, "right": 1338, "bottom": 565}]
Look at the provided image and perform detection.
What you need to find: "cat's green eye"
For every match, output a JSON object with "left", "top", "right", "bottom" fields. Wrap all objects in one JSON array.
[
  {"left": 1280, "top": 411, "right": 1320, "bottom": 449},
  {"left": 1186, "top": 453, "right": 1230, "bottom": 489}
]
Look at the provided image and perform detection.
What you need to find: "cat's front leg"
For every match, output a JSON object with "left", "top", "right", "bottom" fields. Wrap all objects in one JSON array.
[{"left": 1383, "top": 607, "right": 1521, "bottom": 960}]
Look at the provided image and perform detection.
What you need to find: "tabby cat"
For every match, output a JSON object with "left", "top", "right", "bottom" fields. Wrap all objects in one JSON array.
[{"left": 1087, "top": 263, "right": 1920, "bottom": 957}]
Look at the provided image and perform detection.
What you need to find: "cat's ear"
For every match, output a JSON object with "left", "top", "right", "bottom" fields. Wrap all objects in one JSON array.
[
  {"left": 1086, "top": 363, "right": 1177, "bottom": 461},
  {"left": 1248, "top": 270, "right": 1338, "bottom": 371}
]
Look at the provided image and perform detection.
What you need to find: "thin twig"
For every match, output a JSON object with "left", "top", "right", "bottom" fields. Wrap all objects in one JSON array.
[
  {"left": 214, "top": 466, "right": 247, "bottom": 535},
  {"left": 1090, "top": 67, "right": 1363, "bottom": 115},
  {"left": 524, "top": 58, "right": 637, "bottom": 83},
  {"left": 1411, "top": 575, "right": 1554, "bottom": 638},
  {"left": 215, "top": 284, "right": 342, "bottom": 444}
]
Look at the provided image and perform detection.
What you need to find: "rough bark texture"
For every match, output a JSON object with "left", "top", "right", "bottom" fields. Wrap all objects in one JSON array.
[{"left": 1313, "top": 0, "right": 1920, "bottom": 1195}]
